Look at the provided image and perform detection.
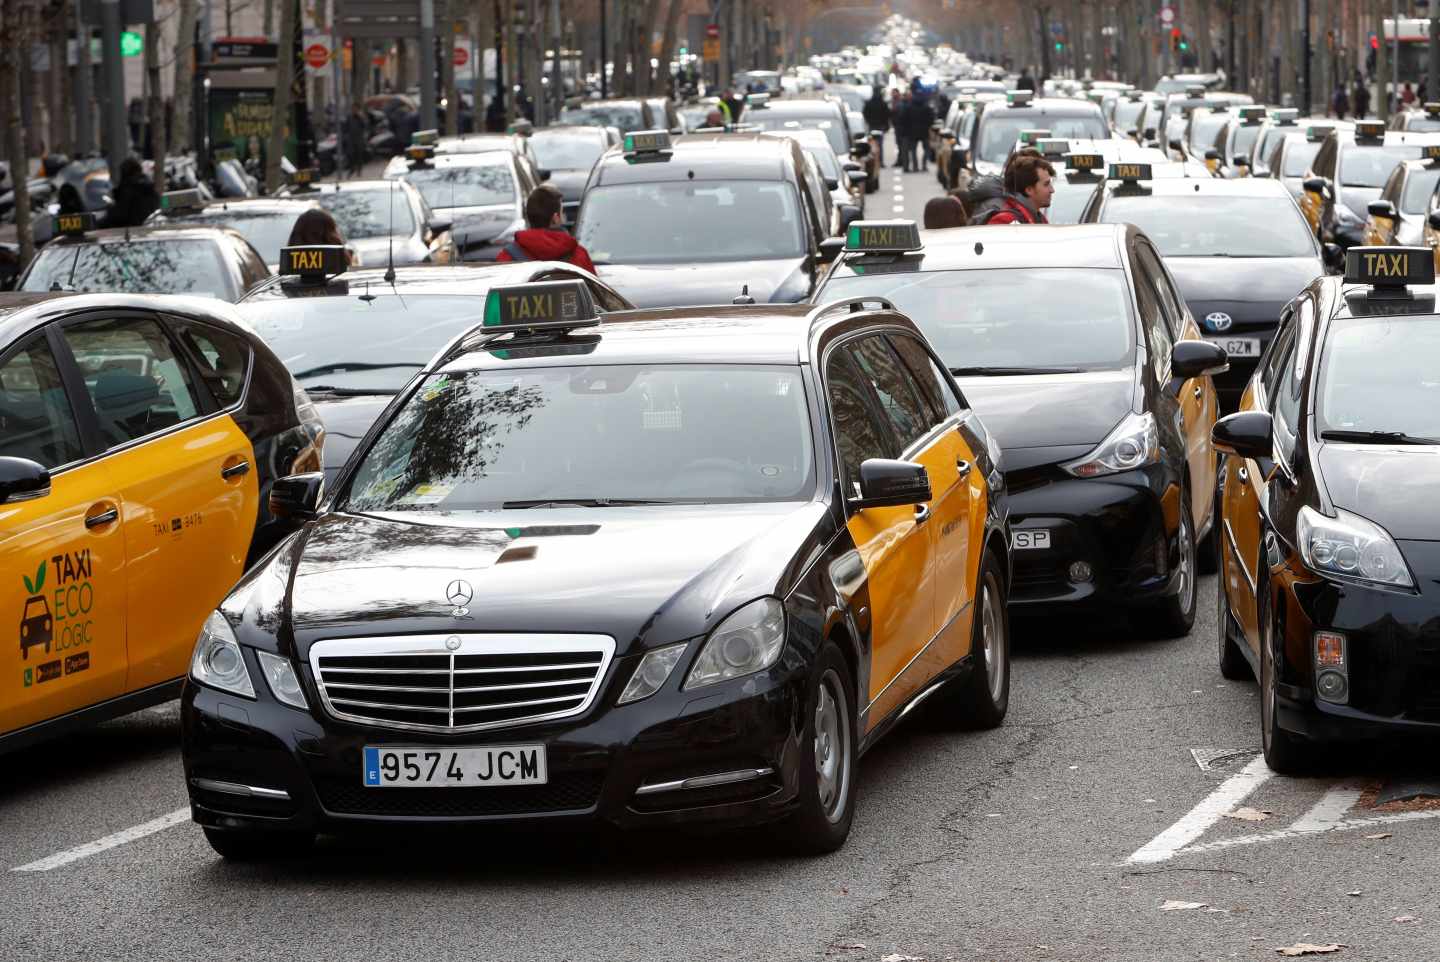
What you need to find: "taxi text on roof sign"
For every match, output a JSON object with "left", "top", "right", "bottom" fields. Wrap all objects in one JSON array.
[
  {"left": 1344, "top": 246, "right": 1435, "bottom": 289},
  {"left": 1065, "top": 152, "right": 1103, "bottom": 171},
  {"left": 1108, "top": 162, "right": 1152, "bottom": 182},
  {"left": 291, "top": 167, "right": 318, "bottom": 185},
  {"left": 279, "top": 245, "right": 348, "bottom": 279},
  {"left": 1356, "top": 120, "right": 1386, "bottom": 140},
  {"left": 481, "top": 279, "right": 600, "bottom": 332},
  {"left": 1425, "top": 102, "right": 1440, "bottom": 115},
  {"left": 406, "top": 144, "right": 435, "bottom": 164},
  {"left": 844, "top": 220, "right": 922, "bottom": 253},
  {"left": 1423, "top": 145, "right": 1440, "bottom": 161},
  {"left": 160, "top": 188, "right": 204, "bottom": 211},
  {"left": 623, "top": 130, "right": 672, "bottom": 154},
  {"left": 54, "top": 212, "right": 95, "bottom": 237}
]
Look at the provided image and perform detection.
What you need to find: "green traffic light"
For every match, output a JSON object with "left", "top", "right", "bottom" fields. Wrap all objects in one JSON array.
[
  {"left": 1179, "top": 40, "right": 1189, "bottom": 50},
  {"left": 1054, "top": 41, "right": 1063, "bottom": 51},
  {"left": 120, "top": 30, "right": 143, "bottom": 57}
]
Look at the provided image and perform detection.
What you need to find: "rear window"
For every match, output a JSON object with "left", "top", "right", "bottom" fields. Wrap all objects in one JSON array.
[
  {"left": 1341, "top": 144, "right": 1425, "bottom": 188},
  {"left": 1401, "top": 167, "right": 1440, "bottom": 213},
  {"left": 1100, "top": 195, "right": 1315, "bottom": 258},
  {"left": 1283, "top": 140, "right": 1322, "bottom": 177},
  {"left": 21, "top": 240, "right": 231, "bottom": 297}
]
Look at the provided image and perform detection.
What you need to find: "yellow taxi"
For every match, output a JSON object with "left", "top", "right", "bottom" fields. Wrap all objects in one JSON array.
[{"left": 0, "top": 258, "right": 326, "bottom": 752}]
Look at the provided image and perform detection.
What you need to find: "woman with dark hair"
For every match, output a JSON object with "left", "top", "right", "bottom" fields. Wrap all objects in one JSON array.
[
  {"left": 287, "top": 208, "right": 346, "bottom": 247},
  {"left": 923, "top": 195, "right": 966, "bottom": 229}
]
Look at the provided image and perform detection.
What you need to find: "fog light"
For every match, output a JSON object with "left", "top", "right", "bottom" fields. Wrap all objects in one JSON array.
[
  {"left": 1314, "top": 631, "right": 1346, "bottom": 669},
  {"left": 1068, "top": 561, "right": 1094, "bottom": 583},
  {"left": 1316, "top": 669, "right": 1348, "bottom": 702}
]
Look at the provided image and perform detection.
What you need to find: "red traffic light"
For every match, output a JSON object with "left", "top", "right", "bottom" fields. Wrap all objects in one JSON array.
[{"left": 1170, "top": 27, "right": 1181, "bottom": 37}]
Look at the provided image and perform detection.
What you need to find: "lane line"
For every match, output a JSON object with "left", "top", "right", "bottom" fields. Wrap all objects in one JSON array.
[
  {"left": 1180, "top": 808, "right": 1440, "bottom": 857},
  {"left": 1289, "top": 785, "right": 1363, "bottom": 833},
  {"left": 1125, "top": 754, "right": 1272, "bottom": 864},
  {"left": 12, "top": 807, "right": 190, "bottom": 872}
]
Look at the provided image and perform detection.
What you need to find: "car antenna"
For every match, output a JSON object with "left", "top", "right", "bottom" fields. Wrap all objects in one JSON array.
[
  {"left": 384, "top": 178, "right": 397, "bottom": 283},
  {"left": 59, "top": 242, "right": 83, "bottom": 291}
]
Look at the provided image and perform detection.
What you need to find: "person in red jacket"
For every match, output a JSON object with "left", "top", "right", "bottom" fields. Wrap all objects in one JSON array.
[
  {"left": 982, "top": 153, "right": 1055, "bottom": 225},
  {"left": 496, "top": 185, "right": 597, "bottom": 271}
]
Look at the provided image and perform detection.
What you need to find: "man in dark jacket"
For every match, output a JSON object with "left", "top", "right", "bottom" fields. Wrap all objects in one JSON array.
[
  {"left": 101, "top": 157, "right": 159, "bottom": 228},
  {"left": 496, "top": 185, "right": 596, "bottom": 271},
  {"left": 1017, "top": 69, "right": 1037, "bottom": 92},
  {"left": 899, "top": 94, "right": 933, "bottom": 172},
  {"left": 343, "top": 102, "right": 368, "bottom": 175},
  {"left": 1353, "top": 77, "right": 1371, "bottom": 118},
  {"left": 862, "top": 88, "right": 891, "bottom": 165}
]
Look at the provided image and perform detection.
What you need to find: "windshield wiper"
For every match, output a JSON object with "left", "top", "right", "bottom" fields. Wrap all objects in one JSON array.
[
  {"left": 949, "top": 365, "right": 1084, "bottom": 376},
  {"left": 302, "top": 385, "right": 400, "bottom": 396},
  {"left": 291, "top": 361, "right": 424, "bottom": 379},
  {"left": 500, "top": 498, "right": 686, "bottom": 508},
  {"left": 1321, "top": 429, "right": 1440, "bottom": 445}
]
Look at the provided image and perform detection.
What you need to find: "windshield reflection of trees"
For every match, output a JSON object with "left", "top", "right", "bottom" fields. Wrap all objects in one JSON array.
[
  {"left": 321, "top": 192, "right": 415, "bottom": 239},
  {"left": 404, "top": 166, "right": 515, "bottom": 209},
  {"left": 32, "top": 241, "right": 225, "bottom": 296}
]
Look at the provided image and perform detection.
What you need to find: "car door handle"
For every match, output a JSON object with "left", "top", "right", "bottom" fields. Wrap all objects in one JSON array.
[
  {"left": 956, "top": 458, "right": 971, "bottom": 477},
  {"left": 1238, "top": 466, "right": 1249, "bottom": 483},
  {"left": 221, "top": 460, "right": 251, "bottom": 480},
  {"left": 85, "top": 505, "right": 119, "bottom": 529},
  {"left": 914, "top": 503, "right": 931, "bottom": 525},
  {"left": 1193, "top": 385, "right": 1203, "bottom": 399}
]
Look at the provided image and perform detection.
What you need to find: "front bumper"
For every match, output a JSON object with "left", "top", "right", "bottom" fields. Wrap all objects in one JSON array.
[
  {"left": 182, "top": 646, "right": 806, "bottom": 836},
  {"left": 1272, "top": 541, "right": 1440, "bottom": 742},
  {"left": 1003, "top": 464, "right": 1183, "bottom": 614}
]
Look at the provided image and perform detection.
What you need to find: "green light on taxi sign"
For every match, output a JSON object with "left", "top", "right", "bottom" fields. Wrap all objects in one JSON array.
[{"left": 120, "top": 30, "right": 143, "bottom": 57}]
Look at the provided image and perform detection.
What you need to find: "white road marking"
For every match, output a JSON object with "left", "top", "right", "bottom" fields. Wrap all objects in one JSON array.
[
  {"left": 12, "top": 807, "right": 190, "bottom": 872},
  {"left": 1289, "top": 785, "right": 1364, "bottom": 833},
  {"left": 1126, "top": 754, "right": 1272, "bottom": 864},
  {"left": 892, "top": 205, "right": 906, "bottom": 213},
  {"left": 1180, "top": 808, "right": 1440, "bottom": 857}
]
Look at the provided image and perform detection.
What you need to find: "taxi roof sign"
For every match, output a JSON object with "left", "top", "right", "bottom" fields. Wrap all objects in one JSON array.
[
  {"left": 844, "top": 220, "right": 922, "bottom": 253},
  {"left": 1306, "top": 123, "right": 1336, "bottom": 142},
  {"left": 1125, "top": 89, "right": 1145, "bottom": 101},
  {"left": 1355, "top": 120, "right": 1386, "bottom": 140},
  {"left": 1424, "top": 145, "right": 1440, "bottom": 161},
  {"left": 1425, "top": 102, "right": 1440, "bottom": 115},
  {"left": 279, "top": 245, "right": 347, "bottom": 281},
  {"left": 159, "top": 188, "right": 204, "bottom": 212},
  {"left": 1006, "top": 90, "right": 1033, "bottom": 107},
  {"left": 1108, "top": 162, "right": 1153, "bottom": 182},
  {"left": 1238, "top": 105, "right": 1266, "bottom": 123},
  {"left": 53, "top": 212, "right": 95, "bottom": 237},
  {"left": 290, "top": 167, "right": 319, "bottom": 186},
  {"left": 1273, "top": 107, "right": 1300, "bottom": 125},
  {"left": 412, "top": 129, "right": 440, "bottom": 146},
  {"left": 1185, "top": 85, "right": 1207, "bottom": 97},
  {"left": 1017, "top": 128, "right": 1052, "bottom": 144},
  {"left": 481, "top": 279, "right": 600, "bottom": 332},
  {"left": 1036, "top": 138, "right": 1069, "bottom": 157},
  {"left": 745, "top": 92, "right": 770, "bottom": 108},
  {"left": 405, "top": 144, "right": 435, "bottom": 165},
  {"left": 623, "top": 130, "right": 672, "bottom": 154},
  {"left": 1065, "top": 152, "right": 1104, "bottom": 171},
  {"left": 1344, "top": 246, "right": 1434, "bottom": 291}
]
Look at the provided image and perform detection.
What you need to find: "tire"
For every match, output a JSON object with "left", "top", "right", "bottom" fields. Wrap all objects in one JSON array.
[
  {"left": 203, "top": 826, "right": 315, "bottom": 861},
  {"left": 934, "top": 548, "right": 1010, "bottom": 729},
  {"left": 1259, "top": 583, "right": 1314, "bottom": 774},
  {"left": 1139, "top": 488, "right": 1198, "bottom": 638},
  {"left": 781, "top": 641, "right": 858, "bottom": 855}
]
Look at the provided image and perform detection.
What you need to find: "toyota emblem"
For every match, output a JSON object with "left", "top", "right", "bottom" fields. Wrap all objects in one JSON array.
[
  {"left": 1205, "top": 311, "right": 1233, "bottom": 332},
  {"left": 445, "top": 579, "right": 473, "bottom": 615}
]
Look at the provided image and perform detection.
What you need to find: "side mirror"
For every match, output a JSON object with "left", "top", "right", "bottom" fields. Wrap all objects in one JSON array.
[
  {"left": 1303, "top": 176, "right": 1328, "bottom": 195},
  {"left": 1211, "top": 411, "right": 1274, "bottom": 460},
  {"left": 855, "top": 459, "right": 932, "bottom": 508},
  {"left": 846, "top": 169, "right": 868, "bottom": 188},
  {"left": 1171, "top": 339, "right": 1229, "bottom": 381},
  {"left": 1367, "top": 199, "right": 1398, "bottom": 219},
  {"left": 537, "top": 168, "right": 552, "bottom": 182},
  {"left": 1169, "top": 138, "right": 1184, "bottom": 152},
  {"left": 851, "top": 140, "right": 872, "bottom": 158},
  {"left": 269, "top": 472, "right": 325, "bottom": 522},
  {"left": 1204, "top": 148, "right": 1221, "bottom": 161},
  {"left": 1233, "top": 154, "right": 1250, "bottom": 167},
  {"left": 670, "top": 126, "right": 684, "bottom": 136},
  {"left": 825, "top": 175, "right": 840, "bottom": 190},
  {"left": 0, "top": 456, "right": 50, "bottom": 504},
  {"left": 817, "top": 236, "right": 845, "bottom": 263},
  {"left": 1429, "top": 211, "right": 1440, "bottom": 230},
  {"left": 427, "top": 217, "right": 453, "bottom": 235},
  {"left": 838, "top": 203, "right": 862, "bottom": 230},
  {"left": 1322, "top": 242, "right": 1344, "bottom": 268}
]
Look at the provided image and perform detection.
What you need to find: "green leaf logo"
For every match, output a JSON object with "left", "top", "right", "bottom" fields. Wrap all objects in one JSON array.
[{"left": 22, "top": 561, "right": 44, "bottom": 596}]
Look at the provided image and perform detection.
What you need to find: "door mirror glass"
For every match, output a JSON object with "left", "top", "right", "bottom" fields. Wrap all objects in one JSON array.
[
  {"left": 1212, "top": 411, "right": 1274, "bottom": 459},
  {"left": 1367, "top": 199, "right": 1398, "bottom": 219},
  {"left": 0, "top": 456, "right": 50, "bottom": 504},
  {"left": 269, "top": 472, "right": 325, "bottom": 521},
  {"left": 1171, "top": 339, "right": 1229, "bottom": 380},
  {"left": 817, "top": 236, "right": 845, "bottom": 263},
  {"left": 855, "top": 458, "right": 931, "bottom": 508}
]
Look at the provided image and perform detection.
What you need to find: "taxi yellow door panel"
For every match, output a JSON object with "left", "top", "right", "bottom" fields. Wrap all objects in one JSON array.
[
  {"left": 0, "top": 335, "right": 127, "bottom": 737},
  {"left": 59, "top": 315, "right": 260, "bottom": 693},
  {"left": 1223, "top": 375, "right": 1271, "bottom": 650}
]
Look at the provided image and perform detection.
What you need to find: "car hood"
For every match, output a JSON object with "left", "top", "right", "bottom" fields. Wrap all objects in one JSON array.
[
  {"left": 595, "top": 257, "right": 810, "bottom": 309},
  {"left": 1317, "top": 443, "right": 1440, "bottom": 540},
  {"left": 347, "top": 235, "right": 431, "bottom": 268},
  {"left": 956, "top": 369, "right": 1134, "bottom": 470},
  {"left": 309, "top": 393, "right": 397, "bottom": 486},
  {"left": 443, "top": 204, "right": 522, "bottom": 246},
  {"left": 226, "top": 502, "right": 832, "bottom": 658},
  {"left": 544, "top": 170, "right": 590, "bottom": 203},
  {"left": 1163, "top": 256, "right": 1322, "bottom": 326}
]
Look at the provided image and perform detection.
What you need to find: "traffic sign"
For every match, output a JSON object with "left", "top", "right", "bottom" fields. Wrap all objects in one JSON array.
[
  {"left": 706, "top": 23, "right": 720, "bottom": 38},
  {"left": 702, "top": 37, "right": 720, "bottom": 62},
  {"left": 452, "top": 46, "right": 468, "bottom": 67},
  {"left": 119, "top": 30, "right": 143, "bottom": 57},
  {"left": 305, "top": 43, "right": 329, "bottom": 69},
  {"left": 371, "top": 53, "right": 386, "bottom": 67},
  {"left": 1160, "top": 5, "right": 1175, "bottom": 24}
]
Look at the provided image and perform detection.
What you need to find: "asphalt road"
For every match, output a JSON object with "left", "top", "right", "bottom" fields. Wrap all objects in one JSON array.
[{"left": 4, "top": 159, "right": 1440, "bottom": 962}]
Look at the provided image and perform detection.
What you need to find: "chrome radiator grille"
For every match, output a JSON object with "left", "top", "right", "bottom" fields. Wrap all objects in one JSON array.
[{"left": 308, "top": 635, "right": 615, "bottom": 734}]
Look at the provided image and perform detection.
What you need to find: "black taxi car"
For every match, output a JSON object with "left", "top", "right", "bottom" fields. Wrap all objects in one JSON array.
[
  {"left": 17, "top": 212, "right": 270, "bottom": 301},
  {"left": 812, "top": 220, "right": 1227, "bottom": 635},
  {"left": 0, "top": 288, "right": 322, "bottom": 752},
  {"left": 1299, "top": 122, "right": 1440, "bottom": 250},
  {"left": 235, "top": 247, "right": 631, "bottom": 483},
  {"left": 1212, "top": 247, "right": 1440, "bottom": 771},
  {"left": 1081, "top": 165, "right": 1325, "bottom": 410},
  {"left": 575, "top": 131, "right": 843, "bottom": 308},
  {"left": 180, "top": 280, "right": 1012, "bottom": 858}
]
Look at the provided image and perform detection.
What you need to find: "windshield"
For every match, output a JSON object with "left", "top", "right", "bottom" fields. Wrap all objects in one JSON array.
[
  {"left": 344, "top": 364, "right": 815, "bottom": 508},
  {"left": 397, "top": 161, "right": 517, "bottom": 209},
  {"left": 977, "top": 114, "right": 1107, "bottom": 164},
  {"left": 1284, "top": 140, "right": 1322, "bottom": 177},
  {"left": 1187, "top": 114, "right": 1229, "bottom": 152},
  {"left": 1318, "top": 317, "right": 1440, "bottom": 437},
  {"left": 1341, "top": 144, "right": 1424, "bottom": 188},
  {"left": 1112, "top": 100, "right": 1146, "bottom": 130},
  {"left": 531, "top": 133, "right": 605, "bottom": 172},
  {"left": 1401, "top": 167, "right": 1440, "bottom": 213},
  {"left": 1229, "top": 124, "right": 1262, "bottom": 158},
  {"left": 22, "top": 240, "right": 230, "bottom": 297},
  {"left": 240, "top": 294, "right": 494, "bottom": 392},
  {"left": 578, "top": 181, "right": 804, "bottom": 264},
  {"left": 1047, "top": 178, "right": 1102, "bottom": 224},
  {"left": 821, "top": 268, "right": 1134, "bottom": 371},
  {"left": 560, "top": 105, "right": 644, "bottom": 133},
  {"left": 1100, "top": 195, "right": 1315, "bottom": 257},
  {"left": 744, "top": 113, "right": 849, "bottom": 156},
  {"left": 1404, "top": 115, "right": 1440, "bottom": 132},
  {"left": 168, "top": 210, "right": 297, "bottom": 264},
  {"left": 317, "top": 189, "right": 418, "bottom": 239}
]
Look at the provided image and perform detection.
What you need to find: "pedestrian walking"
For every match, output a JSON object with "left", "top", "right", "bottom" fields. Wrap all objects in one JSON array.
[
  {"left": 100, "top": 157, "right": 160, "bottom": 229},
  {"left": 1354, "top": 78, "right": 1371, "bottom": 119},
  {"left": 343, "top": 102, "right": 368, "bottom": 176},
  {"left": 863, "top": 86, "right": 892, "bottom": 165},
  {"left": 1331, "top": 83, "right": 1350, "bottom": 120}
]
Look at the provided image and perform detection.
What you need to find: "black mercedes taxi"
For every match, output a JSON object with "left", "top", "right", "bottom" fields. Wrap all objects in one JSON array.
[
  {"left": 180, "top": 280, "right": 1013, "bottom": 858},
  {"left": 1213, "top": 246, "right": 1440, "bottom": 771},
  {"left": 574, "top": 130, "right": 845, "bottom": 308},
  {"left": 235, "top": 247, "right": 632, "bottom": 485},
  {"left": 812, "top": 220, "right": 1228, "bottom": 636},
  {"left": 1081, "top": 164, "right": 1326, "bottom": 411}
]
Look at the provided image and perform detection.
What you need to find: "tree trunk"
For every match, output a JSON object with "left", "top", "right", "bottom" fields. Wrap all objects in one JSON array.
[
  {"left": 267, "top": 0, "right": 296, "bottom": 192},
  {"left": 172, "top": 0, "right": 195, "bottom": 152},
  {"left": 264, "top": 0, "right": 274, "bottom": 39},
  {"left": 658, "top": 0, "right": 684, "bottom": 95},
  {"left": 442, "top": 0, "right": 459, "bottom": 133},
  {"left": 3, "top": 0, "right": 35, "bottom": 267},
  {"left": 146, "top": 18, "right": 166, "bottom": 191},
  {"left": 640, "top": 0, "right": 661, "bottom": 93},
  {"left": 1373, "top": 0, "right": 1387, "bottom": 119}
]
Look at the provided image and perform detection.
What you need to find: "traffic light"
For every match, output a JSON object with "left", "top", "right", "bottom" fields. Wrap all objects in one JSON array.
[
  {"left": 1169, "top": 27, "right": 1181, "bottom": 53},
  {"left": 1055, "top": 40, "right": 1064, "bottom": 52},
  {"left": 1178, "top": 34, "right": 1189, "bottom": 51}
]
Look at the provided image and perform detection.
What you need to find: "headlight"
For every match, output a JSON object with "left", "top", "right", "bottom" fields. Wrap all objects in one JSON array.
[
  {"left": 1297, "top": 505, "right": 1414, "bottom": 588},
  {"left": 1063, "top": 411, "right": 1159, "bottom": 478},
  {"left": 189, "top": 611, "right": 255, "bottom": 698},
  {"left": 256, "top": 650, "right": 308, "bottom": 709},
  {"left": 617, "top": 641, "right": 688, "bottom": 704},
  {"left": 684, "top": 597, "right": 787, "bottom": 690}
]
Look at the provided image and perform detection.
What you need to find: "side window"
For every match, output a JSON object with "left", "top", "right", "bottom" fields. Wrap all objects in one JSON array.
[
  {"left": 1133, "top": 267, "right": 1173, "bottom": 385},
  {"left": 1258, "top": 316, "right": 1297, "bottom": 401},
  {"left": 171, "top": 320, "right": 252, "bottom": 406},
  {"left": 0, "top": 335, "right": 84, "bottom": 468},
  {"left": 888, "top": 333, "right": 962, "bottom": 420},
  {"left": 826, "top": 350, "right": 893, "bottom": 498},
  {"left": 1135, "top": 243, "right": 1184, "bottom": 337},
  {"left": 848, "top": 335, "right": 935, "bottom": 450},
  {"left": 61, "top": 316, "right": 202, "bottom": 448},
  {"left": 232, "top": 238, "right": 268, "bottom": 290},
  {"left": 1383, "top": 166, "right": 1404, "bottom": 204}
]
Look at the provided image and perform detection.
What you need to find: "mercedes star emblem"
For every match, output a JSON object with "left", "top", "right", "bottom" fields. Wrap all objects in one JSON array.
[
  {"left": 445, "top": 635, "right": 462, "bottom": 651},
  {"left": 445, "top": 579, "right": 473, "bottom": 616},
  {"left": 1205, "top": 312, "right": 1233, "bottom": 332}
]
